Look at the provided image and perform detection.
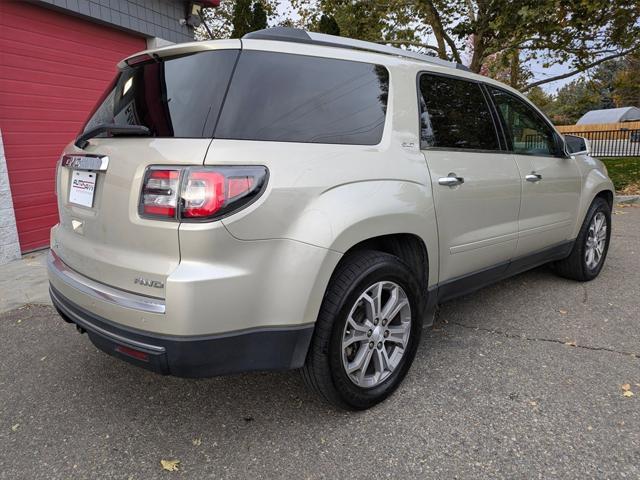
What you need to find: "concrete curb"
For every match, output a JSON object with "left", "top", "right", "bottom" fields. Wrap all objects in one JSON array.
[{"left": 616, "top": 195, "right": 639, "bottom": 205}]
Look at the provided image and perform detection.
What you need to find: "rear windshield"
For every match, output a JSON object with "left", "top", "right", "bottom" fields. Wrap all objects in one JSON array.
[
  {"left": 84, "top": 49, "right": 389, "bottom": 144},
  {"left": 84, "top": 50, "right": 239, "bottom": 138}
]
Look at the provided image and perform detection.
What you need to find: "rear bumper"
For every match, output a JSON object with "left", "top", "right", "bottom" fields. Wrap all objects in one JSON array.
[{"left": 50, "top": 285, "right": 314, "bottom": 377}]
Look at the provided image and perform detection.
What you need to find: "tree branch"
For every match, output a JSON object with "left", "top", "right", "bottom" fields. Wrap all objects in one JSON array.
[
  {"left": 379, "top": 40, "right": 440, "bottom": 53},
  {"left": 521, "top": 46, "right": 639, "bottom": 92}
]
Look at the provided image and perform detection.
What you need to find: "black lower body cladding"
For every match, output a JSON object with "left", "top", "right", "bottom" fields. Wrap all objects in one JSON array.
[{"left": 50, "top": 286, "right": 314, "bottom": 378}]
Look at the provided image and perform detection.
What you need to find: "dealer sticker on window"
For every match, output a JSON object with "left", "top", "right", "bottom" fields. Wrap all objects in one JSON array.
[{"left": 69, "top": 170, "right": 96, "bottom": 208}]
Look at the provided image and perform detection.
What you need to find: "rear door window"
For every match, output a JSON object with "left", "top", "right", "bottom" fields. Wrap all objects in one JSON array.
[
  {"left": 84, "top": 50, "right": 239, "bottom": 138},
  {"left": 419, "top": 74, "right": 500, "bottom": 151},
  {"left": 215, "top": 51, "right": 389, "bottom": 145}
]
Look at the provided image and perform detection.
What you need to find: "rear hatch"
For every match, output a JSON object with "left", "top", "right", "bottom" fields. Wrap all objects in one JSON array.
[{"left": 54, "top": 43, "right": 240, "bottom": 296}]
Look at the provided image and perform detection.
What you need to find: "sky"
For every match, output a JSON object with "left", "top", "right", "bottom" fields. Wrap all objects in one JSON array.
[{"left": 529, "top": 61, "right": 574, "bottom": 93}]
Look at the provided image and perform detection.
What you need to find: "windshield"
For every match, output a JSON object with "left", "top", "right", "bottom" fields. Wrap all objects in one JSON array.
[{"left": 84, "top": 50, "right": 239, "bottom": 138}]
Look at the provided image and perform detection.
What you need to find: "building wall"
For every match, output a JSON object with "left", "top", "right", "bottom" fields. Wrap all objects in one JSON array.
[
  {"left": 34, "top": 0, "right": 194, "bottom": 44},
  {"left": 0, "top": 1, "right": 149, "bottom": 259}
]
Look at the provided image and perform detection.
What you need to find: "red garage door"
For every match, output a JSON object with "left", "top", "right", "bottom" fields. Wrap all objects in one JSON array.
[{"left": 0, "top": 2, "right": 146, "bottom": 252}]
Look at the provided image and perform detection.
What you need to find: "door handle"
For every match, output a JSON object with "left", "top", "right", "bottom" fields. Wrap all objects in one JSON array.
[
  {"left": 526, "top": 173, "right": 542, "bottom": 182},
  {"left": 438, "top": 173, "right": 464, "bottom": 187}
]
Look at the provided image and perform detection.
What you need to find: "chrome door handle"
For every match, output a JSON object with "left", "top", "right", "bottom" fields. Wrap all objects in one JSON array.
[
  {"left": 526, "top": 173, "right": 542, "bottom": 182},
  {"left": 438, "top": 173, "right": 464, "bottom": 187}
]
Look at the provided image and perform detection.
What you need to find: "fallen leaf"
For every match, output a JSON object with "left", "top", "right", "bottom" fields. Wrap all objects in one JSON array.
[
  {"left": 192, "top": 438, "right": 201, "bottom": 446},
  {"left": 623, "top": 391, "right": 634, "bottom": 398},
  {"left": 40, "top": 356, "right": 47, "bottom": 361},
  {"left": 11, "top": 424, "right": 19, "bottom": 432},
  {"left": 160, "top": 459, "right": 180, "bottom": 472},
  {"left": 529, "top": 401, "right": 537, "bottom": 407},
  {"left": 559, "top": 309, "right": 568, "bottom": 315},
  {"left": 622, "top": 383, "right": 631, "bottom": 391},
  {"left": 564, "top": 341, "right": 577, "bottom": 347}
]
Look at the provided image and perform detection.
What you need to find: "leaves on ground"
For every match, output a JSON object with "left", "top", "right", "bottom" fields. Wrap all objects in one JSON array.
[
  {"left": 559, "top": 309, "right": 568, "bottom": 314},
  {"left": 622, "top": 383, "right": 631, "bottom": 391},
  {"left": 564, "top": 340, "right": 577, "bottom": 347},
  {"left": 621, "top": 383, "right": 635, "bottom": 397},
  {"left": 11, "top": 424, "right": 19, "bottom": 432},
  {"left": 160, "top": 459, "right": 180, "bottom": 472},
  {"left": 619, "top": 182, "right": 640, "bottom": 196},
  {"left": 623, "top": 390, "right": 634, "bottom": 398},
  {"left": 192, "top": 438, "right": 202, "bottom": 446}
]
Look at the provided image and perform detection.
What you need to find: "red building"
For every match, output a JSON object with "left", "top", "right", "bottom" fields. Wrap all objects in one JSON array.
[{"left": 0, "top": 0, "right": 196, "bottom": 263}]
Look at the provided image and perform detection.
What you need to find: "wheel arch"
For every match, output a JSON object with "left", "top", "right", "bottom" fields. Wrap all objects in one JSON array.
[
  {"left": 572, "top": 169, "right": 615, "bottom": 239},
  {"left": 301, "top": 230, "right": 436, "bottom": 342},
  {"left": 337, "top": 233, "right": 430, "bottom": 301}
]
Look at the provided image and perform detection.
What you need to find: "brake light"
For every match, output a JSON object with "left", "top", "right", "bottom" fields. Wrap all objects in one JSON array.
[
  {"left": 180, "top": 167, "right": 267, "bottom": 220},
  {"left": 140, "top": 166, "right": 267, "bottom": 221},
  {"left": 140, "top": 169, "right": 180, "bottom": 218},
  {"left": 181, "top": 170, "right": 225, "bottom": 218}
]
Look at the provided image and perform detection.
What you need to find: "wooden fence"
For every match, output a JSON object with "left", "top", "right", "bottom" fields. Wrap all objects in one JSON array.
[{"left": 556, "top": 121, "right": 640, "bottom": 133}]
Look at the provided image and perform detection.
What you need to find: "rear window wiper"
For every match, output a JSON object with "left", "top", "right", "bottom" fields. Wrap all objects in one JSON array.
[{"left": 74, "top": 123, "right": 150, "bottom": 149}]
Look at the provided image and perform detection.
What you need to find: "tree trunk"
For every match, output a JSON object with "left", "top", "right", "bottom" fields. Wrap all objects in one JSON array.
[
  {"left": 469, "top": 34, "right": 484, "bottom": 73},
  {"left": 510, "top": 49, "right": 520, "bottom": 88},
  {"left": 420, "top": 0, "right": 448, "bottom": 59},
  {"left": 419, "top": 0, "right": 461, "bottom": 63}
]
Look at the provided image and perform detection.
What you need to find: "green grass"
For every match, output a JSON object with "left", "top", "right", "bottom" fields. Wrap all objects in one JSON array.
[{"left": 599, "top": 157, "right": 640, "bottom": 194}]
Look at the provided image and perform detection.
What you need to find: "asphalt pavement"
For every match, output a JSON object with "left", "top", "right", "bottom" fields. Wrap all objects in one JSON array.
[{"left": 1, "top": 206, "right": 638, "bottom": 479}]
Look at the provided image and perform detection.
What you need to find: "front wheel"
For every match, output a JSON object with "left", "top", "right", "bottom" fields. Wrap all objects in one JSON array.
[
  {"left": 302, "top": 250, "right": 423, "bottom": 410},
  {"left": 554, "top": 197, "right": 611, "bottom": 281}
]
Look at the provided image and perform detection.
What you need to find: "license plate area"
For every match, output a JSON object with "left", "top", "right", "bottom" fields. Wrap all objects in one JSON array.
[{"left": 69, "top": 170, "right": 97, "bottom": 208}]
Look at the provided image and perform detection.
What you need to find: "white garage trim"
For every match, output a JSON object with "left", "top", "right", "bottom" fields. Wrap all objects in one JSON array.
[{"left": 0, "top": 129, "right": 21, "bottom": 265}]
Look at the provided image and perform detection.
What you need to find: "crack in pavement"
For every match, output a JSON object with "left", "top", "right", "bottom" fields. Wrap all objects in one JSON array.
[{"left": 449, "top": 321, "right": 640, "bottom": 359}]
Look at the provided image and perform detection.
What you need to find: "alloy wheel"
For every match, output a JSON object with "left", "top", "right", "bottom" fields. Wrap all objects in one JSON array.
[
  {"left": 341, "top": 281, "right": 412, "bottom": 388},
  {"left": 585, "top": 211, "right": 607, "bottom": 270}
]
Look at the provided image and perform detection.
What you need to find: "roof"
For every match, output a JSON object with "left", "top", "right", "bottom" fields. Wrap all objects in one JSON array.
[
  {"left": 576, "top": 106, "right": 640, "bottom": 125},
  {"left": 119, "top": 28, "right": 531, "bottom": 112},
  {"left": 243, "top": 27, "right": 470, "bottom": 71},
  {"left": 123, "top": 27, "right": 471, "bottom": 72}
]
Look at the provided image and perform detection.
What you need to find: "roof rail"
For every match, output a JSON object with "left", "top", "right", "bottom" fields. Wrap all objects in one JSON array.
[{"left": 243, "top": 27, "right": 469, "bottom": 71}]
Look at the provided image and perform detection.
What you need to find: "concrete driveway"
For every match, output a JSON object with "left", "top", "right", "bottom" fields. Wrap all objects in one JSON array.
[{"left": 1, "top": 207, "right": 638, "bottom": 479}]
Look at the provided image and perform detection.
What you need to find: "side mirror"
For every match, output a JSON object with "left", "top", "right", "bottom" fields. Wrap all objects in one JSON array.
[{"left": 564, "top": 134, "right": 591, "bottom": 156}]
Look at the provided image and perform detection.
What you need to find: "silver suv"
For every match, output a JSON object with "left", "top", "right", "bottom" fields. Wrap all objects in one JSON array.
[{"left": 49, "top": 28, "right": 614, "bottom": 410}]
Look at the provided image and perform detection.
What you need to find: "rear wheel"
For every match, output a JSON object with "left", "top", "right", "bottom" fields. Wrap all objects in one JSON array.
[
  {"left": 302, "top": 250, "right": 423, "bottom": 410},
  {"left": 553, "top": 197, "right": 611, "bottom": 281}
]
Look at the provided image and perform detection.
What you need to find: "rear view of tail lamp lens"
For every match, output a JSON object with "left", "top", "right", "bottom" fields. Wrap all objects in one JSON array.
[
  {"left": 140, "top": 168, "right": 180, "bottom": 218},
  {"left": 139, "top": 166, "right": 267, "bottom": 221}
]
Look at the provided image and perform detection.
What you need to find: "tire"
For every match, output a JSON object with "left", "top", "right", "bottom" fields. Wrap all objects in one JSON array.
[
  {"left": 553, "top": 197, "right": 611, "bottom": 281},
  {"left": 302, "top": 250, "right": 423, "bottom": 410}
]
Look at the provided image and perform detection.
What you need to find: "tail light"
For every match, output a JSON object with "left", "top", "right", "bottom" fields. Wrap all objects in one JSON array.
[
  {"left": 139, "top": 166, "right": 267, "bottom": 221},
  {"left": 140, "top": 168, "right": 180, "bottom": 218}
]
